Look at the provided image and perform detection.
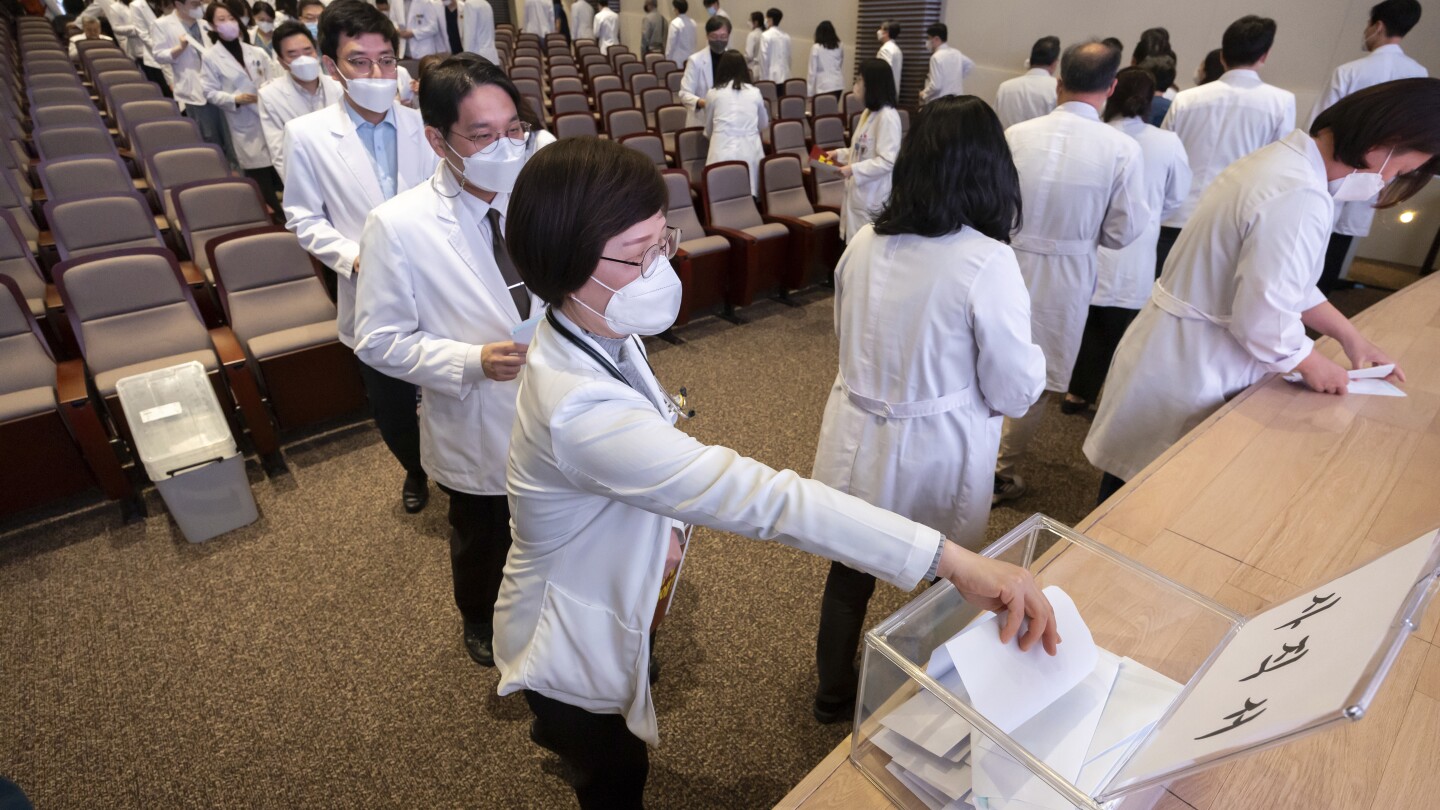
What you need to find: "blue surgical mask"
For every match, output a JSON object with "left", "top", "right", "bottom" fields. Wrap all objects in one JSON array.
[{"left": 305, "top": 21, "right": 318, "bottom": 37}]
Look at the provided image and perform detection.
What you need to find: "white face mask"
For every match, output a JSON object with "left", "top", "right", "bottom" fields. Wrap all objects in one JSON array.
[
  {"left": 338, "top": 71, "right": 397, "bottom": 113},
  {"left": 289, "top": 54, "right": 320, "bottom": 81},
  {"left": 257, "top": 20, "right": 274, "bottom": 32},
  {"left": 186, "top": 5, "right": 204, "bottom": 19},
  {"left": 241, "top": 15, "right": 249, "bottom": 25},
  {"left": 572, "top": 255, "right": 682, "bottom": 336},
  {"left": 444, "top": 136, "right": 527, "bottom": 193},
  {"left": 1328, "top": 148, "right": 1392, "bottom": 202}
]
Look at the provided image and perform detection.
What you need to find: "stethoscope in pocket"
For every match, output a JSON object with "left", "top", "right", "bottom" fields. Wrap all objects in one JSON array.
[{"left": 538, "top": 309, "right": 695, "bottom": 420}]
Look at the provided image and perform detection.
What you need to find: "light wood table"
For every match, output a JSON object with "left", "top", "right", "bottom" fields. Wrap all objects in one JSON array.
[{"left": 778, "top": 272, "right": 1440, "bottom": 810}]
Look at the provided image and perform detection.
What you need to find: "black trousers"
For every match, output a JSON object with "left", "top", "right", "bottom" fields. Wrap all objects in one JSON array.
[
  {"left": 355, "top": 361, "right": 423, "bottom": 479},
  {"left": 437, "top": 486, "right": 512, "bottom": 629},
  {"left": 243, "top": 166, "right": 284, "bottom": 224},
  {"left": 140, "top": 62, "right": 174, "bottom": 98},
  {"left": 1098, "top": 472, "right": 1127, "bottom": 505},
  {"left": 525, "top": 690, "right": 649, "bottom": 809},
  {"left": 1155, "top": 226, "right": 1182, "bottom": 278},
  {"left": 1318, "top": 233, "right": 1355, "bottom": 295},
  {"left": 815, "top": 560, "right": 877, "bottom": 706},
  {"left": 1067, "top": 305, "right": 1139, "bottom": 404}
]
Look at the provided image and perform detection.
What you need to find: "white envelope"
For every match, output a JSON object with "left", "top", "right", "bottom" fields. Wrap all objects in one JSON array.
[
  {"left": 510, "top": 311, "right": 542, "bottom": 345},
  {"left": 1084, "top": 657, "right": 1185, "bottom": 762},
  {"left": 1282, "top": 363, "right": 1405, "bottom": 397},
  {"left": 888, "top": 762, "right": 952, "bottom": 810},
  {"left": 879, "top": 668, "right": 973, "bottom": 760},
  {"left": 873, "top": 727, "right": 975, "bottom": 801}
]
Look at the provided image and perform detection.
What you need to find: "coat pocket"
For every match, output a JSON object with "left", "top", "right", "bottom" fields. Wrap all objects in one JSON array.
[{"left": 524, "top": 582, "right": 644, "bottom": 705}]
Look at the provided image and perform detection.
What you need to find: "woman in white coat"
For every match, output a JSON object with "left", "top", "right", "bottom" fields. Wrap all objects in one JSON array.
[
  {"left": 806, "top": 20, "right": 844, "bottom": 99},
  {"left": 702, "top": 50, "right": 767, "bottom": 196},
  {"left": 811, "top": 95, "right": 1047, "bottom": 724},
  {"left": 828, "top": 58, "right": 902, "bottom": 242},
  {"left": 499, "top": 137, "right": 1059, "bottom": 810},
  {"left": 1064, "top": 67, "right": 1190, "bottom": 414},
  {"left": 1084, "top": 79, "right": 1437, "bottom": 503},
  {"left": 201, "top": 2, "right": 284, "bottom": 218}
]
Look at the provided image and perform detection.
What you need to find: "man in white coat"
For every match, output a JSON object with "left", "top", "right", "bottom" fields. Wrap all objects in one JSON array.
[
  {"left": 569, "top": 0, "right": 594, "bottom": 41},
  {"left": 676, "top": 15, "right": 730, "bottom": 127},
  {"left": 1159, "top": 15, "right": 1294, "bottom": 269},
  {"left": 397, "top": 0, "right": 446, "bottom": 59},
  {"left": 993, "top": 41, "right": 1149, "bottom": 504},
  {"left": 876, "top": 20, "right": 902, "bottom": 98},
  {"left": 1307, "top": 0, "right": 1427, "bottom": 293},
  {"left": 356, "top": 55, "right": 552, "bottom": 668},
  {"left": 259, "top": 20, "right": 340, "bottom": 179},
  {"left": 665, "top": 0, "right": 696, "bottom": 66},
  {"left": 284, "top": 1, "right": 440, "bottom": 513},
  {"left": 153, "top": 0, "right": 233, "bottom": 161},
  {"left": 759, "top": 7, "right": 790, "bottom": 83},
  {"left": 996, "top": 36, "right": 1060, "bottom": 129},
  {"left": 521, "top": 0, "right": 552, "bottom": 36},
  {"left": 918, "top": 23, "right": 973, "bottom": 104},
  {"left": 593, "top": 1, "right": 619, "bottom": 53},
  {"left": 459, "top": 0, "right": 498, "bottom": 65}
]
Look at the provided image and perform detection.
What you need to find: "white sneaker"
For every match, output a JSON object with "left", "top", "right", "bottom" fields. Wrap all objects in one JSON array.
[{"left": 992, "top": 475, "right": 1028, "bottom": 505}]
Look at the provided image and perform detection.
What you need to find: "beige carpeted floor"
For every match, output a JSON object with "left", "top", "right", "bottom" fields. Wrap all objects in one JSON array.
[{"left": 0, "top": 286, "right": 1387, "bottom": 809}]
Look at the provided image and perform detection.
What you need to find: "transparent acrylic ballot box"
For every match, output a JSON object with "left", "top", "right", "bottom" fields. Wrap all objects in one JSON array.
[{"left": 852, "top": 514, "right": 1440, "bottom": 810}]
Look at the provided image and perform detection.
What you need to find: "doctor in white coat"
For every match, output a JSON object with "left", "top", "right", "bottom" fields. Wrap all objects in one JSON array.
[
  {"left": 758, "top": 7, "right": 790, "bottom": 83},
  {"left": 397, "top": 0, "right": 446, "bottom": 59},
  {"left": 569, "top": 0, "right": 594, "bottom": 41},
  {"left": 664, "top": 0, "right": 696, "bottom": 66},
  {"left": 992, "top": 41, "right": 1148, "bottom": 504},
  {"left": 676, "top": 14, "right": 729, "bottom": 128},
  {"left": 918, "top": 23, "right": 974, "bottom": 104},
  {"left": 356, "top": 56, "right": 554, "bottom": 668},
  {"left": 702, "top": 50, "right": 767, "bottom": 195},
  {"left": 284, "top": 1, "right": 440, "bottom": 513},
  {"left": 806, "top": 20, "right": 844, "bottom": 98},
  {"left": 202, "top": 3, "right": 284, "bottom": 217},
  {"left": 995, "top": 36, "right": 1060, "bottom": 129},
  {"left": 257, "top": 20, "right": 341, "bottom": 180},
  {"left": 828, "top": 58, "right": 902, "bottom": 242},
  {"left": 459, "top": 0, "right": 497, "bottom": 64},
  {"left": 153, "top": 0, "right": 233, "bottom": 162},
  {"left": 1307, "top": 0, "right": 1428, "bottom": 293},
  {"left": 497, "top": 135, "right": 1059, "bottom": 810},
  {"left": 593, "top": 1, "right": 619, "bottom": 53},
  {"left": 1085, "top": 79, "right": 1434, "bottom": 502},
  {"left": 811, "top": 96, "right": 1047, "bottom": 724},
  {"left": 521, "top": 0, "right": 552, "bottom": 36},
  {"left": 876, "top": 20, "right": 902, "bottom": 96}
]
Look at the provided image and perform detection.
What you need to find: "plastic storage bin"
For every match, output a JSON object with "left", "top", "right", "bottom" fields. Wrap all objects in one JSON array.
[{"left": 115, "top": 361, "right": 258, "bottom": 542}]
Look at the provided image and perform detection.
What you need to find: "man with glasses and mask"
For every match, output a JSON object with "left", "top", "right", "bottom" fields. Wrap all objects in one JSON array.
[
  {"left": 283, "top": 0, "right": 440, "bottom": 517},
  {"left": 677, "top": 13, "right": 731, "bottom": 127},
  {"left": 354, "top": 54, "right": 556, "bottom": 668}
]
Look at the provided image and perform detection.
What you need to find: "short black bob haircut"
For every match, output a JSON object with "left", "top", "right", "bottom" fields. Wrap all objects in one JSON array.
[
  {"left": 1029, "top": 35, "right": 1060, "bottom": 68},
  {"left": 1221, "top": 15, "right": 1276, "bottom": 68},
  {"left": 857, "top": 57, "right": 897, "bottom": 111},
  {"left": 1200, "top": 48, "right": 1225, "bottom": 84},
  {"left": 814, "top": 20, "right": 839, "bottom": 50},
  {"left": 419, "top": 53, "right": 528, "bottom": 138},
  {"left": 272, "top": 20, "right": 315, "bottom": 55},
  {"left": 1060, "top": 40, "right": 1121, "bottom": 94},
  {"left": 1103, "top": 66, "right": 1155, "bottom": 123},
  {"left": 1370, "top": 0, "right": 1422, "bottom": 37},
  {"left": 714, "top": 49, "right": 750, "bottom": 90},
  {"left": 318, "top": 0, "right": 397, "bottom": 62},
  {"left": 1310, "top": 77, "right": 1440, "bottom": 208},
  {"left": 871, "top": 95, "right": 1021, "bottom": 243},
  {"left": 1131, "top": 27, "right": 1172, "bottom": 64},
  {"left": 507, "top": 138, "right": 669, "bottom": 307}
]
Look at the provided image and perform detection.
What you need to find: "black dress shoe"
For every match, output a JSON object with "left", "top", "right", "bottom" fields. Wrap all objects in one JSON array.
[
  {"left": 648, "top": 656, "right": 660, "bottom": 686},
  {"left": 402, "top": 471, "right": 429, "bottom": 513},
  {"left": 463, "top": 623, "right": 494, "bottom": 667},
  {"left": 1059, "top": 396, "right": 1089, "bottom": 415},
  {"left": 813, "top": 698, "right": 854, "bottom": 725}
]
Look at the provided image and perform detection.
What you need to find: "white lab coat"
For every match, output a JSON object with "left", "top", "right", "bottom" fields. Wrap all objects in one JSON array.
[
  {"left": 257, "top": 73, "right": 341, "bottom": 179},
  {"left": 354, "top": 163, "right": 546, "bottom": 495},
  {"left": 151, "top": 13, "right": 211, "bottom": 107},
  {"left": 282, "top": 101, "right": 439, "bottom": 348},
  {"left": 1005, "top": 102, "right": 1149, "bottom": 392},
  {"left": 759, "top": 26, "right": 791, "bottom": 83},
  {"left": 919, "top": 43, "right": 973, "bottom": 103},
  {"left": 995, "top": 68, "right": 1057, "bottom": 129},
  {"left": 403, "top": 0, "right": 447, "bottom": 59},
  {"left": 494, "top": 308, "right": 943, "bottom": 745},
  {"left": 703, "top": 84, "right": 767, "bottom": 195},
  {"left": 522, "top": 0, "right": 552, "bottom": 36},
  {"left": 129, "top": 0, "right": 163, "bottom": 69},
  {"left": 594, "top": 7, "right": 618, "bottom": 52},
  {"left": 68, "top": 33, "right": 115, "bottom": 60},
  {"left": 878, "top": 40, "right": 902, "bottom": 95},
  {"left": 1161, "top": 69, "right": 1295, "bottom": 228},
  {"left": 665, "top": 14, "right": 695, "bottom": 66},
  {"left": 807, "top": 43, "right": 844, "bottom": 96},
  {"left": 1093, "top": 117, "right": 1191, "bottom": 309},
  {"left": 676, "top": 46, "right": 713, "bottom": 128},
  {"left": 1307, "top": 44, "right": 1428, "bottom": 237},
  {"left": 569, "top": 0, "right": 594, "bottom": 41},
  {"left": 460, "top": 0, "right": 498, "bottom": 64},
  {"left": 812, "top": 225, "right": 1046, "bottom": 550},
  {"left": 834, "top": 106, "right": 901, "bottom": 241},
  {"left": 1085, "top": 129, "right": 1332, "bottom": 481},
  {"left": 201, "top": 41, "right": 280, "bottom": 170},
  {"left": 745, "top": 26, "right": 763, "bottom": 77}
]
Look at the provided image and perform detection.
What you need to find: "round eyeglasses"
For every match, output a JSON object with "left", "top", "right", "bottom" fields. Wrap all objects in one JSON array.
[
  {"left": 344, "top": 55, "right": 399, "bottom": 75},
  {"left": 600, "top": 226, "right": 681, "bottom": 276},
  {"left": 448, "top": 121, "right": 534, "bottom": 155}
]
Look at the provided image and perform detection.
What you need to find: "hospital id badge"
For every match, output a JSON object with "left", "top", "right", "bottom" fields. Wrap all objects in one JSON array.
[{"left": 650, "top": 523, "right": 694, "bottom": 633}]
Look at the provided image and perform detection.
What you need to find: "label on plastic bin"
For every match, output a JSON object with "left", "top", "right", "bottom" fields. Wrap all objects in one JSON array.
[{"left": 139, "top": 402, "right": 183, "bottom": 423}]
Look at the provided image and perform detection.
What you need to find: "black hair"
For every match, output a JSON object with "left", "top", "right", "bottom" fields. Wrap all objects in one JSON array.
[
  {"left": 1029, "top": 35, "right": 1060, "bottom": 68},
  {"left": 317, "top": 0, "right": 396, "bottom": 62},
  {"left": 275, "top": 0, "right": 297, "bottom": 16},
  {"left": 873, "top": 95, "right": 1021, "bottom": 242},
  {"left": 703, "top": 0, "right": 718, "bottom": 6},
  {"left": 272, "top": 19, "right": 314, "bottom": 54},
  {"left": 297, "top": 0, "right": 323, "bottom": 15},
  {"left": 507, "top": 138, "right": 669, "bottom": 306},
  {"left": 1221, "top": 15, "right": 1276, "bottom": 68},
  {"left": 814, "top": 20, "right": 839, "bottom": 50},
  {"left": 765, "top": 7, "right": 781, "bottom": 25},
  {"left": 714, "top": 49, "right": 750, "bottom": 89},
  {"left": 1103, "top": 66, "right": 1155, "bottom": 122},
  {"left": 1060, "top": 40, "right": 1121, "bottom": 94},
  {"left": 1200, "top": 48, "right": 1224, "bottom": 83},
  {"left": 1370, "top": 0, "right": 1422, "bottom": 37},
  {"left": 1311, "top": 77, "right": 1440, "bottom": 208},
  {"left": 704, "top": 14, "right": 730, "bottom": 35},
  {"left": 204, "top": 2, "right": 241, "bottom": 44},
  {"left": 420, "top": 53, "right": 524, "bottom": 136},
  {"left": 224, "top": 0, "right": 253, "bottom": 40},
  {"left": 926, "top": 23, "right": 946, "bottom": 42},
  {"left": 1101, "top": 37, "right": 1123, "bottom": 54},
  {"left": 672, "top": 0, "right": 687, "bottom": 13},
  {"left": 1131, "top": 27, "right": 1172, "bottom": 64},
  {"left": 250, "top": 0, "right": 275, "bottom": 19},
  {"left": 749, "top": 10, "right": 763, "bottom": 27},
  {"left": 880, "top": 20, "right": 901, "bottom": 39},
  {"left": 858, "top": 57, "right": 896, "bottom": 111},
  {"left": 1138, "top": 54, "right": 1177, "bottom": 92}
]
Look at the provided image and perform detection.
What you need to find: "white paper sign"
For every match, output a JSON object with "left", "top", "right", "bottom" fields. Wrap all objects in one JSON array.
[{"left": 138, "top": 401, "right": 183, "bottom": 423}]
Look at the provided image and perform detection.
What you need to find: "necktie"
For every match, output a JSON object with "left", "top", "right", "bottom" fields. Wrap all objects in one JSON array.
[{"left": 486, "top": 207, "right": 530, "bottom": 320}]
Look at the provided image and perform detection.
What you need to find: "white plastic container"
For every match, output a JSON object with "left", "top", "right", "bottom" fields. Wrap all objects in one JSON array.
[{"left": 115, "top": 361, "right": 258, "bottom": 542}]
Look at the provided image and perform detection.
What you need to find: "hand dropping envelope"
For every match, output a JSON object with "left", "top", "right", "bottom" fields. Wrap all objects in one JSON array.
[
  {"left": 1282, "top": 363, "right": 1405, "bottom": 397},
  {"left": 510, "top": 312, "right": 542, "bottom": 345},
  {"left": 927, "top": 586, "right": 1099, "bottom": 734}
]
